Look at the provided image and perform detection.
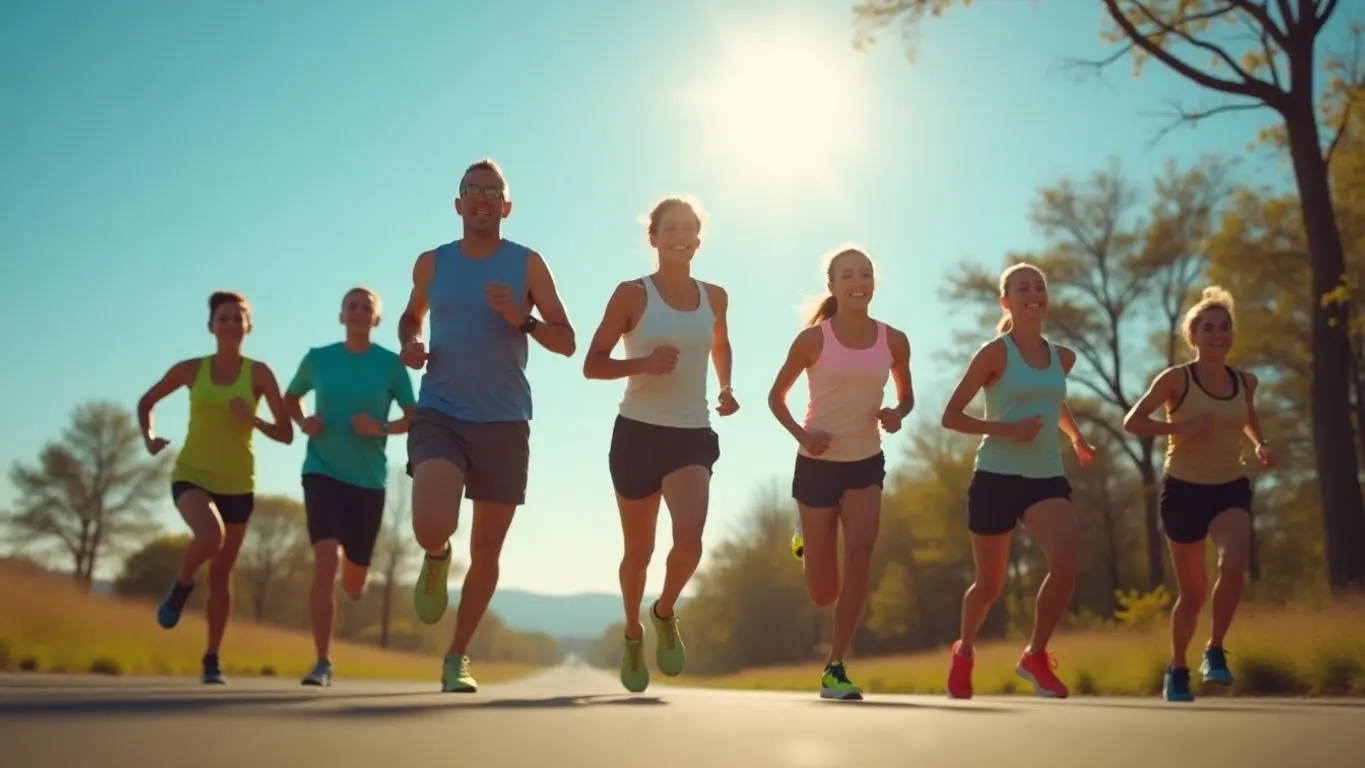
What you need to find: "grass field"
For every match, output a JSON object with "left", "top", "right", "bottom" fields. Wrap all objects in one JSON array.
[
  {"left": 667, "top": 597, "right": 1365, "bottom": 697},
  {"left": 0, "top": 562, "right": 536, "bottom": 684}
]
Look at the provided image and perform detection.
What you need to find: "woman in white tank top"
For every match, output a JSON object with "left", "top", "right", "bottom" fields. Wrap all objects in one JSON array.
[
  {"left": 581, "top": 196, "right": 739, "bottom": 695},
  {"left": 767, "top": 247, "right": 914, "bottom": 701}
]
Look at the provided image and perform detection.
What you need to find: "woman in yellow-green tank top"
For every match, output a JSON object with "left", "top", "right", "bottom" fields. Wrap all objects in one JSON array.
[
  {"left": 136, "top": 291, "right": 294, "bottom": 684},
  {"left": 1123, "top": 286, "right": 1275, "bottom": 704}
]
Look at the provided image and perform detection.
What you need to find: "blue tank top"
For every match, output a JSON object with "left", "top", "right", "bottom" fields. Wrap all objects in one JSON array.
[
  {"left": 417, "top": 239, "right": 533, "bottom": 422},
  {"left": 974, "top": 334, "right": 1067, "bottom": 479}
]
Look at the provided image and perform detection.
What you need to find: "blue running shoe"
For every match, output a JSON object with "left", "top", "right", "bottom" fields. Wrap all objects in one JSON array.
[
  {"left": 202, "top": 654, "right": 225, "bottom": 685},
  {"left": 302, "top": 659, "right": 333, "bottom": 687},
  {"left": 156, "top": 581, "right": 193, "bottom": 629},
  {"left": 1200, "top": 647, "right": 1233, "bottom": 685},
  {"left": 1163, "top": 666, "right": 1194, "bottom": 702}
]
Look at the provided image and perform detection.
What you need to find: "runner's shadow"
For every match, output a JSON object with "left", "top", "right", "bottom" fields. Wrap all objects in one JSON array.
[
  {"left": 0, "top": 691, "right": 434, "bottom": 718},
  {"left": 813, "top": 699, "right": 1014, "bottom": 714},
  {"left": 314, "top": 693, "right": 667, "bottom": 719}
]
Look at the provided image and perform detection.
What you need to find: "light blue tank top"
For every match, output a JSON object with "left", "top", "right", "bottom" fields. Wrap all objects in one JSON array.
[
  {"left": 974, "top": 334, "right": 1067, "bottom": 479},
  {"left": 417, "top": 239, "right": 533, "bottom": 422}
]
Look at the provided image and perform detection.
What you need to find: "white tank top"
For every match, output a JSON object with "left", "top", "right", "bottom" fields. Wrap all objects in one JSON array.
[{"left": 618, "top": 276, "right": 715, "bottom": 429}]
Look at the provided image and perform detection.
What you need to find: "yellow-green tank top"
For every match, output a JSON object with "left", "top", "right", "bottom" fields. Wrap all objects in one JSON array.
[{"left": 171, "top": 356, "right": 256, "bottom": 495}]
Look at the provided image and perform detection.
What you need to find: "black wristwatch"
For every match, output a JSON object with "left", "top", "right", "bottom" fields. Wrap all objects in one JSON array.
[{"left": 517, "top": 315, "right": 540, "bottom": 334}]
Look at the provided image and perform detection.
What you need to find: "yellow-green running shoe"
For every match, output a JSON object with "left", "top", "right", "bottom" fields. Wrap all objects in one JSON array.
[
  {"left": 414, "top": 544, "right": 452, "bottom": 625},
  {"left": 620, "top": 634, "right": 650, "bottom": 693},
  {"left": 650, "top": 601, "right": 686, "bottom": 676},
  {"left": 791, "top": 516, "right": 805, "bottom": 559},
  {"left": 820, "top": 661, "right": 863, "bottom": 700},
  {"left": 441, "top": 654, "right": 477, "bottom": 693}
]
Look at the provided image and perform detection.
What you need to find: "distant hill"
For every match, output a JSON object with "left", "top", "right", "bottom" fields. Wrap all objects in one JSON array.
[
  {"left": 92, "top": 575, "right": 655, "bottom": 640},
  {"left": 455, "top": 588, "right": 679, "bottom": 639}
]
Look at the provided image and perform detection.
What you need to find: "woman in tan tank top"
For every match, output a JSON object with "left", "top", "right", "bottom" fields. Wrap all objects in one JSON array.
[{"left": 1123, "top": 286, "right": 1275, "bottom": 703}]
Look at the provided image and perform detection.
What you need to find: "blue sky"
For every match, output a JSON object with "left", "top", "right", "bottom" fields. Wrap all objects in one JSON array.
[{"left": 0, "top": 0, "right": 1347, "bottom": 595}]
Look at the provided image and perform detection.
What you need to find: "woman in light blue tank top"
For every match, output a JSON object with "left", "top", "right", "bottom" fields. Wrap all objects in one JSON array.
[
  {"left": 581, "top": 196, "right": 740, "bottom": 695},
  {"left": 938, "top": 263, "right": 1097, "bottom": 702}
]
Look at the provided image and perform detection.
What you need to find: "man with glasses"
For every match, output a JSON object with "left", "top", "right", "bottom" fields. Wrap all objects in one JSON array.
[{"left": 397, "top": 158, "right": 577, "bottom": 692}]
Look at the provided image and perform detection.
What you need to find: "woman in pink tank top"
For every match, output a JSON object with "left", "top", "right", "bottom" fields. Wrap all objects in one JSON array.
[{"left": 767, "top": 247, "right": 913, "bottom": 700}]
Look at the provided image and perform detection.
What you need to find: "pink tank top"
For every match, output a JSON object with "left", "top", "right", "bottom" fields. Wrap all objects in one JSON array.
[{"left": 800, "top": 319, "right": 894, "bottom": 462}]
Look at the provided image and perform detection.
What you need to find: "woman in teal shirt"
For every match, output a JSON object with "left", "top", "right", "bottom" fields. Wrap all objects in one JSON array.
[{"left": 285, "top": 286, "right": 417, "bottom": 687}]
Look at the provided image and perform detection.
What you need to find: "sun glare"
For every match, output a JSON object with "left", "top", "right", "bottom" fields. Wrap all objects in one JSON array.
[{"left": 682, "top": 28, "right": 871, "bottom": 193}]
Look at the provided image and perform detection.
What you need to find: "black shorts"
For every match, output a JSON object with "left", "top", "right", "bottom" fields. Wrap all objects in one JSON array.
[
  {"left": 170, "top": 481, "right": 254, "bottom": 525},
  {"left": 1160, "top": 475, "right": 1253, "bottom": 544},
  {"left": 966, "top": 470, "right": 1072, "bottom": 536},
  {"left": 609, "top": 415, "right": 720, "bottom": 500},
  {"left": 302, "top": 473, "right": 386, "bottom": 567},
  {"left": 791, "top": 452, "right": 886, "bottom": 509}
]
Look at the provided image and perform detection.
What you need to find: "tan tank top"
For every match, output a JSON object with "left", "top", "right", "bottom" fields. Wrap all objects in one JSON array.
[{"left": 1163, "top": 364, "right": 1249, "bottom": 485}]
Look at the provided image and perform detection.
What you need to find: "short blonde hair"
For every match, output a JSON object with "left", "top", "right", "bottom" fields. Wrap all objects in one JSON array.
[{"left": 342, "top": 285, "right": 380, "bottom": 313}]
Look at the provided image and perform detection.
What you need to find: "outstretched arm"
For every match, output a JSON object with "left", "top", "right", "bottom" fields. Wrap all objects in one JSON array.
[
  {"left": 137, "top": 359, "right": 197, "bottom": 449},
  {"left": 768, "top": 328, "right": 819, "bottom": 444},
  {"left": 253, "top": 363, "right": 295, "bottom": 445},
  {"left": 525, "top": 250, "right": 576, "bottom": 357},
  {"left": 888, "top": 328, "right": 914, "bottom": 418},
  {"left": 1122, "top": 367, "right": 1185, "bottom": 437},
  {"left": 709, "top": 285, "right": 734, "bottom": 391},
  {"left": 398, "top": 250, "right": 435, "bottom": 348},
  {"left": 940, "top": 341, "right": 1012, "bottom": 436},
  {"left": 583, "top": 282, "right": 648, "bottom": 380}
]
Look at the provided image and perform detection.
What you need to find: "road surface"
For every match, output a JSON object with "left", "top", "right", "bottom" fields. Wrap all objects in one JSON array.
[{"left": 2, "top": 662, "right": 1362, "bottom": 767}]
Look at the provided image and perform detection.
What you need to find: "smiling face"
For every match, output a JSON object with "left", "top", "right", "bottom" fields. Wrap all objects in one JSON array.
[
  {"left": 454, "top": 164, "right": 512, "bottom": 235},
  {"left": 339, "top": 288, "right": 380, "bottom": 335},
  {"left": 649, "top": 200, "right": 702, "bottom": 267},
  {"left": 1188, "top": 306, "right": 1234, "bottom": 359},
  {"left": 1001, "top": 266, "right": 1048, "bottom": 324},
  {"left": 209, "top": 300, "right": 251, "bottom": 345},
  {"left": 827, "top": 249, "right": 875, "bottom": 311}
]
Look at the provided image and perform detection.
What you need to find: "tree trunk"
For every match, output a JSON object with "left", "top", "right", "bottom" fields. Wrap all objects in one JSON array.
[
  {"left": 254, "top": 582, "right": 268, "bottom": 622},
  {"left": 1352, "top": 335, "right": 1365, "bottom": 467},
  {"left": 1138, "top": 439, "right": 1165, "bottom": 590},
  {"left": 380, "top": 578, "right": 394, "bottom": 649},
  {"left": 1286, "top": 100, "right": 1365, "bottom": 593}
]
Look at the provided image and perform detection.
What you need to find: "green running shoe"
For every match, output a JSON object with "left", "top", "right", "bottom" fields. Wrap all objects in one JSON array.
[
  {"left": 413, "top": 544, "right": 452, "bottom": 625},
  {"left": 620, "top": 634, "right": 650, "bottom": 693},
  {"left": 441, "top": 654, "right": 477, "bottom": 693},
  {"left": 650, "top": 601, "right": 686, "bottom": 677},
  {"left": 820, "top": 661, "right": 863, "bottom": 700}
]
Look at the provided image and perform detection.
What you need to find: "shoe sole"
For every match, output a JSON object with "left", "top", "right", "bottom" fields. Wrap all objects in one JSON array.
[
  {"left": 1015, "top": 664, "right": 1068, "bottom": 699},
  {"left": 820, "top": 689, "right": 863, "bottom": 700}
]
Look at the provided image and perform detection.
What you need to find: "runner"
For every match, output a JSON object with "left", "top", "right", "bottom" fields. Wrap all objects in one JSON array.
[
  {"left": 1122, "top": 285, "right": 1273, "bottom": 703},
  {"left": 398, "top": 158, "right": 576, "bottom": 693},
  {"left": 136, "top": 290, "right": 294, "bottom": 684},
  {"left": 284, "top": 286, "right": 417, "bottom": 687},
  {"left": 767, "top": 246, "right": 913, "bottom": 701},
  {"left": 582, "top": 196, "right": 738, "bottom": 693},
  {"left": 940, "top": 262, "right": 1095, "bottom": 701}
]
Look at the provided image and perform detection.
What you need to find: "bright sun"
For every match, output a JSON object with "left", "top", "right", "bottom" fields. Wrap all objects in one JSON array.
[{"left": 682, "top": 28, "right": 871, "bottom": 191}]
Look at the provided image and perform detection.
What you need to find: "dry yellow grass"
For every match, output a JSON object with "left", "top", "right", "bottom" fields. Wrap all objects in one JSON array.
[
  {"left": 0, "top": 563, "right": 536, "bottom": 684},
  {"left": 667, "top": 597, "right": 1365, "bottom": 697}
]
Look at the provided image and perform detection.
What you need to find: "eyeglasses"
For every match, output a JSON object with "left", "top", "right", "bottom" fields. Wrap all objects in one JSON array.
[{"left": 460, "top": 184, "right": 505, "bottom": 200}]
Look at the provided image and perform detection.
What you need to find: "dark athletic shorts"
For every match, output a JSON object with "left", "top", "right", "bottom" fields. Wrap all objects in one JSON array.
[
  {"left": 171, "top": 481, "right": 255, "bottom": 525},
  {"left": 966, "top": 470, "right": 1072, "bottom": 536},
  {"left": 791, "top": 452, "right": 886, "bottom": 509},
  {"left": 1160, "top": 475, "right": 1253, "bottom": 544},
  {"left": 609, "top": 415, "right": 720, "bottom": 500},
  {"left": 405, "top": 407, "right": 530, "bottom": 506},
  {"left": 302, "top": 473, "right": 386, "bottom": 567}
]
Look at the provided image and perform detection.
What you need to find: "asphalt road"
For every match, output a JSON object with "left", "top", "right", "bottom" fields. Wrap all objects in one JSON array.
[{"left": 2, "top": 662, "right": 1363, "bottom": 767}]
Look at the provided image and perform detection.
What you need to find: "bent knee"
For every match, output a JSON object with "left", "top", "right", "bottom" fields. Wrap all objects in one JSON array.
[{"left": 971, "top": 578, "right": 1007, "bottom": 604}]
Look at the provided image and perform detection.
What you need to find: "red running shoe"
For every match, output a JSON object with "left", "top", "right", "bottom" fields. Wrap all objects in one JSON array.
[
  {"left": 1016, "top": 648, "right": 1069, "bottom": 698},
  {"left": 946, "top": 640, "right": 974, "bottom": 700}
]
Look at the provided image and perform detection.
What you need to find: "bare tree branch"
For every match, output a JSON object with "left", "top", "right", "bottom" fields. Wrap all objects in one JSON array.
[
  {"left": 1229, "top": 0, "right": 1292, "bottom": 47},
  {"left": 1143, "top": 99, "right": 1275, "bottom": 150},
  {"left": 1316, "top": 0, "right": 1341, "bottom": 33},
  {"left": 1101, "top": 0, "right": 1291, "bottom": 111}
]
